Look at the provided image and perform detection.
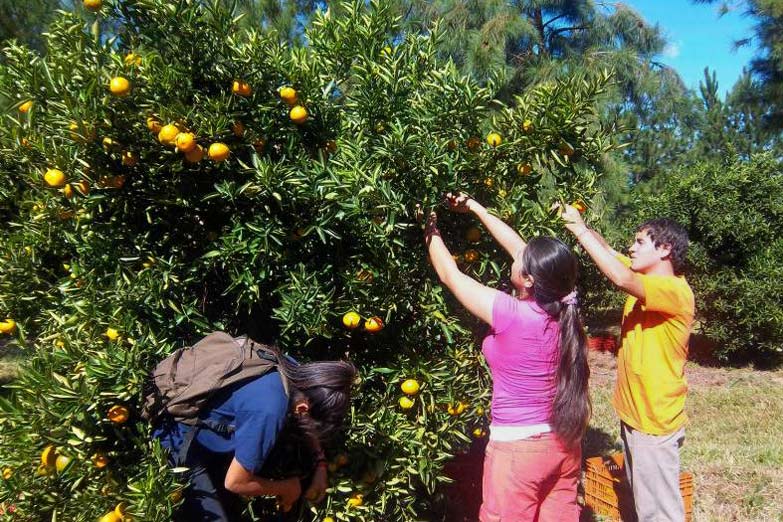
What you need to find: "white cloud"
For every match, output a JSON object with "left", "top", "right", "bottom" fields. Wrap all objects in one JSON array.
[{"left": 663, "top": 41, "right": 681, "bottom": 58}]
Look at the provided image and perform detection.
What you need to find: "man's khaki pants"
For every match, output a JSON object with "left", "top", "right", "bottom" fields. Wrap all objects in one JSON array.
[{"left": 621, "top": 422, "right": 686, "bottom": 522}]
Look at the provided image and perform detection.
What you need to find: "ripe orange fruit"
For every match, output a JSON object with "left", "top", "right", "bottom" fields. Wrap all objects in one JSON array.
[
  {"left": 356, "top": 268, "right": 374, "bottom": 282},
  {"left": 146, "top": 116, "right": 162, "bottom": 133},
  {"left": 232, "top": 80, "right": 252, "bottom": 97},
  {"left": 114, "top": 502, "right": 128, "bottom": 519},
  {"left": 105, "top": 327, "right": 120, "bottom": 341},
  {"left": 559, "top": 142, "right": 575, "bottom": 157},
  {"left": 208, "top": 142, "right": 230, "bottom": 162},
  {"left": 184, "top": 145, "right": 205, "bottom": 164},
  {"left": 83, "top": 0, "right": 102, "bottom": 11},
  {"left": 121, "top": 151, "right": 138, "bottom": 167},
  {"left": 74, "top": 180, "right": 90, "bottom": 195},
  {"left": 472, "top": 427, "right": 486, "bottom": 438},
  {"left": 289, "top": 105, "right": 308, "bottom": 124},
  {"left": 169, "top": 489, "right": 183, "bottom": 503},
  {"left": 364, "top": 316, "right": 384, "bottom": 333},
  {"left": 18, "top": 100, "right": 33, "bottom": 113},
  {"left": 98, "top": 511, "right": 121, "bottom": 522},
  {"left": 347, "top": 493, "right": 364, "bottom": 507},
  {"left": 2, "top": 467, "right": 12, "bottom": 479},
  {"left": 279, "top": 86, "right": 298, "bottom": 105},
  {"left": 517, "top": 163, "right": 532, "bottom": 175},
  {"left": 252, "top": 138, "right": 266, "bottom": 153},
  {"left": 323, "top": 518, "right": 335, "bottom": 522},
  {"left": 466, "top": 137, "right": 481, "bottom": 151},
  {"left": 399, "top": 396, "right": 415, "bottom": 410},
  {"left": 231, "top": 121, "right": 245, "bottom": 137},
  {"left": 463, "top": 249, "right": 479, "bottom": 263},
  {"left": 44, "top": 168, "right": 66, "bottom": 188},
  {"left": 522, "top": 119, "right": 533, "bottom": 132},
  {"left": 324, "top": 140, "right": 337, "bottom": 153},
  {"left": 41, "top": 445, "right": 57, "bottom": 468},
  {"left": 107, "top": 405, "right": 129, "bottom": 424},
  {"left": 158, "top": 124, "right": 179, "bottom": 146},
  {"left": 465, "top": 227, "right": 481, "bottom": 243},
  {"left": 124, "top": 52, "right": 142, "bottom": 66},
  {"left": 175, "top": 132, "right": 197, "bottom": 153},
  {"left": 572, "top": 201, "right": 586, "bottom": 213},
  {"left": 109, "top": 76, "right": 131, "bottom": 96},
  {"left": 55, "top": 455, "right": 71, "bottom": 473},
  {"left": 486, "top": 132, "right": 502, "bottom": 147},
  {"left": 63, "top": 184, "right": 74, "bottom": 199},
  {"left": 91, "top": 452, "right": 109, "bottom": 469},
  {"left": 342, "top": 311, "right": 361, "bottom": 330},
  {"left": 476, "top": 406, "right": 485, "bottom": 415},
  {"left": 0, "top": 319, "right": 16, "bottom": 334},
  {"left": 483, "top": 177, "right": 494, "bottom": 187},
  {"left": 400, "top": 379, "right": 420, "bottom": 395}
]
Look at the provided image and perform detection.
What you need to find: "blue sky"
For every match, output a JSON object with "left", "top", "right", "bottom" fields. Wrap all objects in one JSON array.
[{"left": 624, "top": 0, "right": 757, "bottom": 96}]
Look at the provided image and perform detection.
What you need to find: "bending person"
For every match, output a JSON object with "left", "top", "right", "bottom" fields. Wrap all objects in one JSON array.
[{"left": 423, "top": 193, "right": 590, "bottom": 522}]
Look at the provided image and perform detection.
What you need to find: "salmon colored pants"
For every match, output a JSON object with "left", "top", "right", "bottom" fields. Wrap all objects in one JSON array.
[{"left": 479, "top": 433, "right": 581, "bottom": 522}]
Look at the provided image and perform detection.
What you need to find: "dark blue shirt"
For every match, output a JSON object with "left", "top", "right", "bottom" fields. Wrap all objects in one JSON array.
[{"left": 155, "top": 371, "right": 289, "bottom": 475}]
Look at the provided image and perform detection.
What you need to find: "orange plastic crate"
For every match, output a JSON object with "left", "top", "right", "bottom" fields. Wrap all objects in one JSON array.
[{"left": 583, "top": 453, "right": 693, "bottom": 521}]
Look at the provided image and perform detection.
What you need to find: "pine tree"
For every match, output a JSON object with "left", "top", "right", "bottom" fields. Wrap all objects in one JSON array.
[{"left": 0, "top": 1, "right": 618, "bottom": 520}]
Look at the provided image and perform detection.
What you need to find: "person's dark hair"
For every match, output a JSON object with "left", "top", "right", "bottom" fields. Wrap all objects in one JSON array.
[
  {"left": 521, "top": 237, "right": 590, "bottom": 448},
  {"left": 272, "top": 351, "right": 357, "bottom": 444},
  {"left": 637, "top": 218, "right": 689, "bottom": 275}
]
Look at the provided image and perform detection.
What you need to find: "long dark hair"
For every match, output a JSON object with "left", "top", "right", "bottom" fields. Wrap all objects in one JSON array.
[
  {"left": 272, "top": 350, "right": 357, "bottom": 445},
  {"left": 521, "top": 237, "right": 590, "bottom": 447}
]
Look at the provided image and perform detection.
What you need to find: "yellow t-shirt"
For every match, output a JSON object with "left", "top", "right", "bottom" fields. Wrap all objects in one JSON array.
[{"left": 611, "top": 254, "right": 695, "bottom": 435}]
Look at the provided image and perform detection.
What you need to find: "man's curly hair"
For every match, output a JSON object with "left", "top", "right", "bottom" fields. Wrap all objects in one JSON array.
[{"left": 637, "top": 219, "right": 689, "bottom": 275}]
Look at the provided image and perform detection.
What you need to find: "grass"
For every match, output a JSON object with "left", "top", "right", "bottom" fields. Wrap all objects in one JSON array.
[{"left": 585, "top": 350, "right": 783, "bottom": 522}]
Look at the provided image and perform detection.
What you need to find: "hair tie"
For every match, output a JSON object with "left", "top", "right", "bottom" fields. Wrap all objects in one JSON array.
[{"left": 560, "top": 290, "right": 578, "bottom": 306}]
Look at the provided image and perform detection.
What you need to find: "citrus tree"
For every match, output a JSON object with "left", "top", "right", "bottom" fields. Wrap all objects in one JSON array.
[{"left": 0, "top": 0, "right": 618, "bottom": 520}]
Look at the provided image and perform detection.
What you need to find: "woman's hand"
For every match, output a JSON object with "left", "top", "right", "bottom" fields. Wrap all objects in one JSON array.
[
  {"left": 445, "top": 192, "right": 474, "bottom": 213},
  {"left": 556, "top": 203, "right": 587, "bottom": 234},
  {"left": 424, "top": 211, "right": 440, "bottom": 244},
  {"left": 304, "top": 465, "right": 328, "bottom": 503}
]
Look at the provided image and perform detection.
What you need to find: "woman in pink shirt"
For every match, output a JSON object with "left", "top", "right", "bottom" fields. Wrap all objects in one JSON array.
[{"left": 423, "top": 193, "right": 590, "bottom": 521}]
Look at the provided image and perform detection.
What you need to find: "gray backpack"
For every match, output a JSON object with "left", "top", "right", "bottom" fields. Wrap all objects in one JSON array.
[{"left": 143, "top": 331, "right": 290, "bottom": 425}]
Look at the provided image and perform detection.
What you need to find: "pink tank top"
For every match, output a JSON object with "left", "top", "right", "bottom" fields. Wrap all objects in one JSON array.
[{"left": 481, "top": 292, "right": 560, "bottom": 426}]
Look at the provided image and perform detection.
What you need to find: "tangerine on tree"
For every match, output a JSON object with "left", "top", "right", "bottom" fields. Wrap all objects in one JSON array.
[
  {"left": 18, "top": 100, "right": 33, "bottom": 113},
  {"left": 364, "top": 316, "right": 383, "bottom": 332},
  {"left": 146, "top": 116, "right": 162, "bottom": 133},
  {"left": 83, "top": 0, "right": 102, "bottom": 12},
  {"left": 109, "top": 77, "right": 131, "bottom": 96},
  {"left": 158, "top": 124, "right": 179, "bottom": 146},
  {"left": 91, "top": 452, "right": 109, "bottom": 468},
  {"left": 40, "top": 445, "right": 57, "bottom": 468},
  {"left": 105, "top": 327, "right": 119, "bottom": 341},
  {"left": 486, "top": 132, "right": 502, "bottom": 147},
  {"left": 98, "top": 511, "right": 121, "bottom": 522},
  {"left": 231, "top": 80, "right": 252, "bottom": 97},
  {"left": 466, "top": 136, "right": 481, "bottom": 151},
  {"left": 184, "top": 145, "right": 205, "bottom": 164},
  {"left": 347, "top": 493, "right": 364, "bottom": 507},
  {"left": 289, "top": 105, "right": 308, "bottom": 124},
  {"left": 44, "top": 169, "right": 66, "bottom": 188},
  {"left": 74, "top": 180, "right": 90, "bottom": 195},
  {"left": 231, "top": 121, "right": 245, "bottom": 137},
  {"left": 55, "top": 455, "right": 71, "bottom": 473},
  {"left": 63, "top": 185, "right": 74, "bottom": 199},
  {"left": 121, "top": 151, "right": 138, "bottom": 167},
  {"left": 398, "top": 396, "right": 415, "bottom": 409},
  {"left": 465, "top": 226, "right": 481, "bottom": 243},
  {"left": 523, "top": 119, "right": 533, "bottom": 132},
  {"left": 175, "top": 133, "right": 197, "bottom": 153},
  {"left": 517, "top": 163, "right": 532, "bottom": 175},
  {"left": 107, "top": 405, "right": 129, "bottom": 424},
  {"left": 342, "top": 311, "right": 361, "bottom": 329},
  {"left": 279, "top": 86, "right": 298, "bottom": 105},
  {"left": 400, "top": 379, "right": 420, "bottom": 395},
  {"left": 463, "top": 249, "right": 479, "bottom": 263},
  {"left": 208, "top": 142, "right": 230, "bottom": 162},
  {"left": 2, "top": 467, "right": 12, "bottom": 480},
  {"left": 0, "top": 319, "right": 17, "bottom": 334}
]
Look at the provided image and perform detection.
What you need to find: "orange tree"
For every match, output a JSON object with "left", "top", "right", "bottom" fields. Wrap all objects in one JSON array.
[{"left": 0, "top": 1, "right": 618, "bottom": 520}]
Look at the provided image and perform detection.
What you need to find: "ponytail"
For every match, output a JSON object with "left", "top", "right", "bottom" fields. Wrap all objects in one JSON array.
[
  {"left": 550, "top": 302, "right": 591, "bottom": 447},
  {"left": 522, "top": 237, "right": 591, "bottom": 448}
]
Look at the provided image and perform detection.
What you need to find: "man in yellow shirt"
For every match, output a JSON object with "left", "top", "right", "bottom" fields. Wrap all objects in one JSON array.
[{"left": 561, "top": 206, "right": 694, "bottom": 522}]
